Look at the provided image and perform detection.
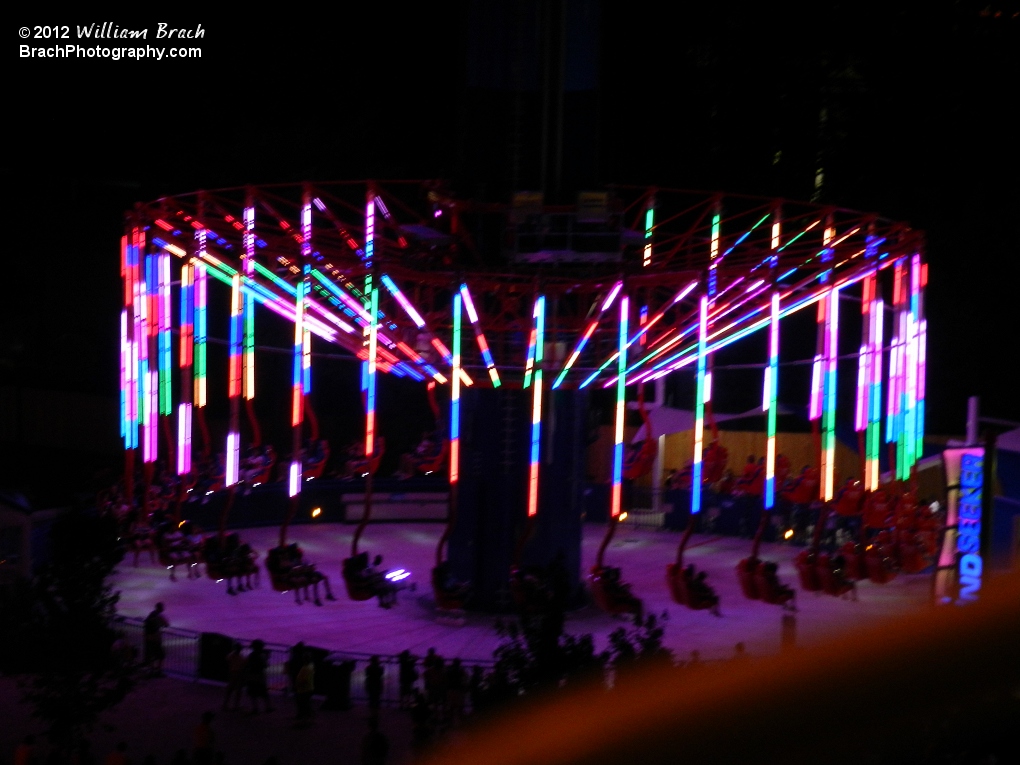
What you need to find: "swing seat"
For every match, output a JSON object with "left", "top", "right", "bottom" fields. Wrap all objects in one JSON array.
[
  {"left": 415, "top": 440, "right": 449, "bottom": 475},
  {"left": 509, "top": 566, "right": 553, "bottom": 615},
  {"left": 341, "top": 553, "right": 377, "bottom": 601},
  {"left": 816, "top": 552, "right": 856, "bottom": 597},
  {"left": 865, "top": 533, "right": 899, "bottom": 584},
  {"left": 431, "top": 567, "right": 470, "bottom": 611},
  {"left": 304, "top": 441, "right": 331, "bottom": 480},
  {"left": 754, "top": 562, "right": 796, "bottom": 606},
  {"left": 736, "top": 557, "right": 763, "bottom": 600},
  {"left": 795, "top": 549, "right": 823, "bottom": 592},
  {"left": 838, "top": 541, "right": 868, "bottom": 581},
  {"left": 703, "top": 443, "right": 730, "bottom": 485},
  {"left": 834, "top": 483, "right": 865, "bottom": 517},
  {"left": 623, "top": 440, "right": 658, "bottom": 481},
  {"left": 588, "top": 566, "right": 643, "bottom": 618},
  {"left": 665, "top": 563, "right": 719, "bottom": 611}
]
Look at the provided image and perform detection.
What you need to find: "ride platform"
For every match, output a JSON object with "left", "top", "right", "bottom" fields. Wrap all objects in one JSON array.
[{"left": 111, "top": 522, "right": 934, "bottom": 663}]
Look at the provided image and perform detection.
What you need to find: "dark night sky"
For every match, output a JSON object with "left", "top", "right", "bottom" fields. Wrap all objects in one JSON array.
[{"left": 4, "top": 2, "right": 1019, "bottom": 495}]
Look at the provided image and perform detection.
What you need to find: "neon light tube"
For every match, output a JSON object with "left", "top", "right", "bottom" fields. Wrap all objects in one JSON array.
[
  {"left": 523, "top": 327, "right": 537, "bottom": 390},
  {"left": 381, "top": 274, "right": 426, "bottom": 328},
  {"left": 243, "top": 205, "right": 255, "bottom": 400},
  {"left": 611, "top": 295, "right": 629, "bottom": 517},
  {"left": 580, "top": 281, "right": 697, "bottom": 389},
  {"left": 631, "top": 259, "right": 894, "bottom": 385},
  {"left": 451, "top": 293, "right": 462, "bottom": 485},
  {"left": 364, "top": 195, "right": 374, "bottom": 298},
  {"left": 692, "top": 294, "right": 709, "bottom": 514},
  {"left": 809, "top": 298, "right": 825, "bottom": 422},
  {"left": 822, "top": 287, "right": 839, "bottom": 501},
  {"left": 867, "top": 293, "right": 884, "bottom": 490},
  {"left": 177, "top": 402, "right": 192, "bottom": 476},
  {"left": 288, "top": 202, "right": 307, "bottom": 496},
  {"left": 177, "top": 261, "right": 194, "bottom": 474},
  {"left": 602, "top": 281, "right": 624, "bottom": 312},
  {"left": 460, "top": 283, "right": 501, "bottom": 388},
  {"left": 142, "top": 250, "right": 157, "bottom": 463},
  {"left": 764, "top": 291, "right": 779, "bottom": 509},
  {"left": 528, "top": 295, "right": 546, "bottom": 517},
  {"left": 553, "top": 281, "right": 622, "bottom": 389},
  {"left": 158, "top": 251, "right": 172, "bottom": 417},
  {"left": 708, "top": 210, "right": 720, "bottom": 297},
  {"left": 367, "top": 190, "right": 383, "bottom": 461},
  {"left": 194, "top": 231, "right": 208, "bottom": 409},
  {"left": 643, "top": 201, "right": 654, "bottom": 267},
  {"left": 301, "top": 202, "right": 313, "bottom": 398},
  {"left": 310, "top": 270, "right": 367, "bottom": 319},
  {"left": 365, "top": 282, "right": 379, "bottom": 457},
  {"left": 887, "top": 260, "right": 906, "bottom": 459},
  {"left": 225, "top": 271, "right": 243, "bottom": 487},
  {"left": 719, "top": 213, "right": 771, "bottom": 262},
  {"left": 120, "top": 309, "right": 128, "bottom": 443}
]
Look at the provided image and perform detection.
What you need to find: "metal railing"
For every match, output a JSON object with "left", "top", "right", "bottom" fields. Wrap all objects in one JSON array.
[{"left": 115, "top": 616, "right": 492, "bottom": 707}]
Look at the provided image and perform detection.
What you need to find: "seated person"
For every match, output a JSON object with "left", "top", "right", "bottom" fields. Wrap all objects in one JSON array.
[
  {"left": 759, "top": 560, "right": 795, "bottom": 601},
  {"left": 733, "top": 457, "right": 765, "bottom": 497},
  {"left": 126, "top": 509, "right": 156, "bottom": 567},
  {"left": 304, "top": 439, "right": 329, "bottom": 471},
  {"left": 692, "top": 570, "right": 722, "bottom": 615},
  {"left": 240, "top": 447, "right": 264, "bottom": 485},
  {"left": 342, "top": 438, "right": 384, "bottom": 479},
  {"left": 716, "top": 468, "right": 735, "bottom": 495},
  {"left": 156, "top": 522, "right": 194, "bottom": 581},
  {"left": 600, "top": 566, "right": 643, "bottom": 617},
  {"left": 433, "top": 560, "right": 470, "bottom": 600},
  {"left": 268, "top": 543, "right": 337, "bottom": 605},
  {"left": 703, "top": 440, "right": 728, "bottom": 484},
  {"left": 510, "top": 565, "right": 553, "bottom": 612},
  {"left": 672, "top": 464, "right": 694, "bottom": 491},
  {"left": 396, "top": 431, "right": 445, "bottom": 479}
]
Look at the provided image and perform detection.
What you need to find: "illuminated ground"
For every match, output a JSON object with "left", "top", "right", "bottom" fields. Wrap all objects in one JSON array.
[{"left": 111, "top": 522, "right": 935, "bottom": 662}]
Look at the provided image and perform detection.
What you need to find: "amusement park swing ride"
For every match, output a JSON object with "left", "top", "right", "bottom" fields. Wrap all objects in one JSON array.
[{"left": 118, "top": 181, "right": 931, "bottom": 617}]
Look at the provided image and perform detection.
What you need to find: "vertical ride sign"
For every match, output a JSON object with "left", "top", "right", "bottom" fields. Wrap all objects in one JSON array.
[
  {"left": 936, "top": 447, "right": 985, "bottom": 604},
  {"left": 956, "top": 452, "right": 984, "bottom": 600}
]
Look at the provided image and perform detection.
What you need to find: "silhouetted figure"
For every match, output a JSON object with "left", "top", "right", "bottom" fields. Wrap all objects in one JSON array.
[
  {"left": 294, "top": 650, "right": 315, "bottom": 723},
  {"left": 365, "top": 655, "right": 385, "bottom": 713},
  {"left": 223, "top": 643, "right": 245, "bottom": 711},
  {"left": 143, "top": 602, "right": 168, "bottom": 676},
  {"left": 398, "top": 650, "right": 418, "bottom": 709},
  {"left": 245, "top": 640, "right": 273, "bottom": 713}
]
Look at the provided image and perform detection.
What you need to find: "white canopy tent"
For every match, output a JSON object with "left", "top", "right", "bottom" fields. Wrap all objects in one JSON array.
[{"left": 631, "top": 405, "right": 795, "bottom": 443}]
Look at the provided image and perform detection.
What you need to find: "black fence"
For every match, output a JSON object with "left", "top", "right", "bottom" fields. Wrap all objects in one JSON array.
[{"left": 115, "top": 616, "right": 493, "bottom": 708}]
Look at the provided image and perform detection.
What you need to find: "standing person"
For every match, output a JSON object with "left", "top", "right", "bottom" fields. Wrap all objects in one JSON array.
[
  {"left": 445, "top": 658, "right": 467, "bottom": 726},
  {"left": 397, "top": 650, "right": 418, "bottom": 709},
  {"left": 365, "top": 655, "right": 385, "bottom": 716},
  {"left": 360, "top": 717, "right": 389, "bottom": 765},
  {"left": 245, "top": 640, "right": 274, "bottom": 714},
  {"left": 294, "top": 650, "right": 315, "bottom": 724},
  {"left": 192, "top": 711, "right": 215, "bottom": 765},
  {"left": 423, "top": 654, "right": 445, "bottom": 709},
  {"left": 223, "top": 642, "right": 245, "bottom": 711},
  {"left": 143, "top": 602, "right": 168, "bottom": 676},
  {"left": 286, "top": 641, "right": 306, "bottom": 696}
]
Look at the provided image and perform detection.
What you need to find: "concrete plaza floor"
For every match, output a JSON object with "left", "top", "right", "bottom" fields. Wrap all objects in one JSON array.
[{"left": 110, "top": 522, "right": 936, "bottom": 663}]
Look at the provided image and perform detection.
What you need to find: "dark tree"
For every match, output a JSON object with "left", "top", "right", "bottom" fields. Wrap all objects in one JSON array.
[{"left": 8, "top": 508, "right": 138, "bottom": 754}]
